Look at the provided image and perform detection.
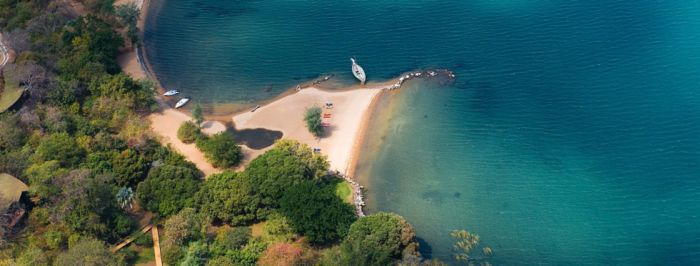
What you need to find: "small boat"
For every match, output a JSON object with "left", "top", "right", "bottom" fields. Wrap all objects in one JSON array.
[
  {"left": 163, "top": 90, "right": 179, "bottom": 96},
  {"left": 350, "top": 58, "right": 366, "bottom": 84},
  {"left": 175, "top": 98, "right": 190, "bottom": 108},
  {"left": 251, "top": 105, "right": 261, "bottom": 112}
]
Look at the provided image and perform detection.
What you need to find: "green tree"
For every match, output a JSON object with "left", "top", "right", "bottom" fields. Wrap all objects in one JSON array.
[
  {"left": 0, "top": 112, "right": 25, "bottom": 150},
  {"left": 161, "top": 208, "right": 208, "bottom": 265},
  {"left": 181, "top": 241, "right": 210, "bottom": 266},
  {"left": 33, "top": 132, "right": 85, "bottom": 167},
  {"left": 112, "top": 148, "right": 149, "bottom": 186},
  {"left": 60, "top": 15, "right": 123, "bottom": 76},
  {"left": 24, "top": 161, "right": 66, "bottom": 202},
  {"left": 15, "top": 245, "right": 50, "bottom": 266},
  {"left": 194, "top": 171, "right": 256, "bottom": 224},
  {"left": 136, "top": 165, "right": 201, "bottom": 216},
  {"left": 177, "top": 120, "right": 201, "bottom": 144},
  {"left": 243, "top": 140, "right": 329, "bottom": 214},
  {"left": 54, "top": 171, "right": 133, "bottom": 241},
  {"left": 211, "top": 227, "right": 251, "bottom": 255},
  {"left": 196, "top": 132, "right": 242, "bottom": 168},
  {"left": 93, "top": 73, "right": 155, "bottom": 110},
  {"left": 338, "top": 212, "right": 421, "bottom": 266},
  {"left": 279, "top": 181, "right": 356, "bottom": 244},
  {"left": 304, "top": 106, "right": 323, "bottom": 137},
  {"left": 54, "top": 238, "right": 117, "bottom": 266},
  {"left": 115, "top": 2, "right": 140, "bottom": 44},
  {"left": 262, "top": 212, "right": 296, "bottom": 243},
  {"left": 192, "top": 103, "right": 204, "bottom": 126}
]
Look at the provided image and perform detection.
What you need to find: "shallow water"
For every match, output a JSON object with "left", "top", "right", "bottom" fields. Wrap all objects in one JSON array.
[{"left": 146, "top": 0, "right": 700, "bottom": 264}]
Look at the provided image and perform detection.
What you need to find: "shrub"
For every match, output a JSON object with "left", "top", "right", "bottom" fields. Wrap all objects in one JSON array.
[
  {"left": 136, "top": 165, "right": 201, "bottom": 216},
  {"left": 211, "top": 227, "right": 251, "bottom": 254},
  {"left": 195, "top": 132, "right": 242, "bottom": 168},
  {"left": 177, "top": 121, "right": 201, "bottom": 144},
  {"left": 338, "top": 212, "right": 420, "bottom": 266},
  {"left": 279, "top": 181, "right": 356, "bottom": 244},
  {"left": 304, "top": 106, "right": 323, "bottom": 137}
]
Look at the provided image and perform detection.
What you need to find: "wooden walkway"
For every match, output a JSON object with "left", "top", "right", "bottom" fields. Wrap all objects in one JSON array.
[
  {"left": 110, "top": 223, "right": 163, "bottom": 266},
  {"left": 151, "top": 225, "right": 163, "bottom": 266},
  {"left": 110, "top": 224, "right": 153, "bottom": 253}
]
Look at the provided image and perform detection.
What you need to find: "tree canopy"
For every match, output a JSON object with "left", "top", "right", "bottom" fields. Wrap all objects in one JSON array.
[
  {"left": 304, "top": 106, "right": 323, "bottom": 137},
  {"left": 54, "top": 238, "right": 117, "bottom": 266},
  {"left": 279, "top": 181, "right": 356, "bottom": 244},
  {"left": 337, "top": 212, "right": 420, "bottom": 266},
  {"left": 136, "top": 165, "right": 201, "bottom": 216},
  {"left": 177, "top": 120, "right": 201, "bottom": 144},
  {"left": 196, "top": 132, "right": 243, "bottom": 168},
  {"left": 194, "top": 171, "right": 256, "bottom": 224}
]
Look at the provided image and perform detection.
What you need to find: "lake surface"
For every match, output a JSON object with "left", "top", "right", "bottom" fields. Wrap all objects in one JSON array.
[{"left": 145, "top": 0, "right": 700, "bottom": 264}]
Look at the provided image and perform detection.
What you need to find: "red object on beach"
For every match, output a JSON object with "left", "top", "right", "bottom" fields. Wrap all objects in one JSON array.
[{"left": 323, "top": 114, "right": 331, "bottom": 118}]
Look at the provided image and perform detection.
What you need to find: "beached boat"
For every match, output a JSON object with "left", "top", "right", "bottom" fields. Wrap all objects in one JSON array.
[
  {"left": 163, "top": 90, "right": 179, "bottom": 96},
  {"left": 350, "top": 58, "right": 366, "bottom": 84},
  {"left": 175, "top": 98, "right": 190, "bottom": 108},
  {"left": 251, "top": 105, "right": 261, "bottom": 112}
]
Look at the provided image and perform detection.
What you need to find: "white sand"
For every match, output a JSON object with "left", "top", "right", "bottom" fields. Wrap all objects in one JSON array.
[
  {"left": 148, "top": 109, "right": 227, "bottom": 177},
  {"left": 233, "top": 87, "right": 382, "bottom": 175}
]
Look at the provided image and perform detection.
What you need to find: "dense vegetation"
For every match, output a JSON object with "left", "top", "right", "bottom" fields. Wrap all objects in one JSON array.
[
  {"left": 0, "top": 0, "right": 464, "bottom": 265},
  {"left": 304, "top": 106, "right": 323, "bottom": 137},
  {"left": 195, "top": 131, "right": 243, "bottom": 168},
  {"left": 0, "top": 0, "right": 193, "bottom": 263}
]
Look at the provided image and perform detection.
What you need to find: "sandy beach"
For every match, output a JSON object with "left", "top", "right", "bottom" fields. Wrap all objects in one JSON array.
[
  {"left": 114, "top": 0, "right": 230, "bottom": 177},
  {"left": 233, "top": 86, "right": 384, "bottom": 175},
  {"left": 116, "top": 0, "right": 403, "bottom": 179},
  {"left": 148, "top": 108, "right": 226, "bottom": 176}
]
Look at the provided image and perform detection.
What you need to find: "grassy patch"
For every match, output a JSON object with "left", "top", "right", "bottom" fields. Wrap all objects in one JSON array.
[
  {"left": 0, "top": 70, "right": 23, "bottom": 112},
  {"left": 335, "top": 181, "right": 353, "bottom": 204}
]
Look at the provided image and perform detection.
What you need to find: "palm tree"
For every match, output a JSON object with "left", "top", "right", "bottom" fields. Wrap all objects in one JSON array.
[{"left": 116, "top": 187, "right": 134, "bottom": 210}]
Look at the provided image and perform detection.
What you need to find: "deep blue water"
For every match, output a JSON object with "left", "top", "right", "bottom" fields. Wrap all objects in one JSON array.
[{"left": 145, "top": 1, "right": 700, "bottom": 264}]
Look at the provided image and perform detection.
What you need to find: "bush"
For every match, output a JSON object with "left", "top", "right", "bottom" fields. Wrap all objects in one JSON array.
[
  {"left": 304, "top": 106, "right": 323, "bottom": 137},
  {"left": 33, "top": 132, "right": 85, "bottom": 167},
  {"left": 279, "top": 181, "right": 356, "bottom": 244},
  {"left": 338, "top": 212, "right": 420, "bottom": 266},
  {"left": 193, "top": 171, "right": 257, "bottom": 224},
  {"left": 136, "top": 165, "right": 201, "bottom": 216},
  {"left": 195, "top": 132, "right": 242, "bottom": 168},
  {"left": 177, "top": 121, "right": 201, "bottom": 144},
  {"left": 211, "top": 227, "right": 251, "bottom": 254}
]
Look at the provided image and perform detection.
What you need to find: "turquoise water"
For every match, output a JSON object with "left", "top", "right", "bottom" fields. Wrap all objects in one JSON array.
[{"left": 146, "top": 1, "right": 700, "bottom": 264}]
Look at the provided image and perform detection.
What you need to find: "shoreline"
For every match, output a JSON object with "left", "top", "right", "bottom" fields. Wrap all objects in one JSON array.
[{"left": 122, "top": 0, "right": 455, "bottom": 214}]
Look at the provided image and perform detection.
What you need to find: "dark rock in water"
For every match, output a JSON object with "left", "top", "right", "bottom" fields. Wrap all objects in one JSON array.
[
  {"left": 424, "top": 114, "right": 428, "bottom": 118},
  {"left": 454, "top": 192, "right": 461, "bottom": 198}
]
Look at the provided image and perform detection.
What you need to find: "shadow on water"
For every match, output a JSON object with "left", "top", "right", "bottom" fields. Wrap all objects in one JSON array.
[
  {"left": 417, "top": 237, "right": 434, "bottom": 258},
  {"left": 224, "top": 121, "right": 282, "bottom": 150}
]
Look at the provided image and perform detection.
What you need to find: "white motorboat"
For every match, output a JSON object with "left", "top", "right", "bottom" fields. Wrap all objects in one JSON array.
[
  {"left": 163, "top": 89, "right": 179, "bottom": 96},
  {"left": 350, "top": 58, "right": 366, "bottom": 84},
  {"left": 175, "top": 98, "right": 190, "bottom": 109}
]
